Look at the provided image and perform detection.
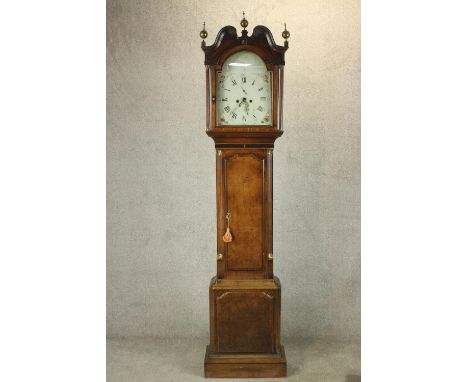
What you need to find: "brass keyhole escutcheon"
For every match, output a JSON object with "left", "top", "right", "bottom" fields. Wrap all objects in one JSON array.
[{"left": 222, "top": 212, "right": 233, "bottom": 243}]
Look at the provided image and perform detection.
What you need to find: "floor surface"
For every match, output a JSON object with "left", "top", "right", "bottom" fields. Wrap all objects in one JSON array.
[{"left": 107, "top": 337, "right": 360, "bottom": 381}]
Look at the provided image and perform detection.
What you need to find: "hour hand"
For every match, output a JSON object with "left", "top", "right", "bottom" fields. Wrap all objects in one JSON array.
[{"left": 241, "top": 86, "right": 247, "bottom": 95}]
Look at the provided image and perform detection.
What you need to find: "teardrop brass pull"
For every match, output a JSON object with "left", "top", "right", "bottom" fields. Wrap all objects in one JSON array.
[{"left": 222, "top": 212, "right": 233, "bottom": 243}]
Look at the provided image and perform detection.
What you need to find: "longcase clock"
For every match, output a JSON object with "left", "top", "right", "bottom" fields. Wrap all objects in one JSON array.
[{"left": 200, "top": 15, "right": 290, "bottom": 378}]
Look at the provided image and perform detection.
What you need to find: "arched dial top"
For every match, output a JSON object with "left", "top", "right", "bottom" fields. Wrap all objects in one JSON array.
[{"left": 216, "top": 51, "right": 272, "bottom": 126}]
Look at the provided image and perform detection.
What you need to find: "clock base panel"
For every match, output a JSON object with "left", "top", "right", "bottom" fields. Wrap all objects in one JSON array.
[{"left": 204, "top": 345, "right": 287, "bottom": 378}]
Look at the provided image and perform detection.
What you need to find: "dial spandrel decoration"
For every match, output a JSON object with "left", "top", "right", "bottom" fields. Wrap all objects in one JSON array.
[{"left": 216, "top": 51, "right": 272, "bottom": 126}]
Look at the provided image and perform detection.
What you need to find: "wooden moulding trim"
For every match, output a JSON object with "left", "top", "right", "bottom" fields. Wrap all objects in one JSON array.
[
  {"left": 211, "top": 278, "right": 281, "bottom": 290},
  {"left": 206, "top": 130, "right": 283, "bottom": 145},
  {"left": 201, "top": 25, "right": 288, "bottom": 66},
  {"left": 205, "top": 363, "right": 286, "bottom": 379},
  {"left": 206, "top": 129, "right": 283, "bottom": 137},
  {"left": 215, "top": 143, "right": 274, "bottom": 149},
  {"left": 205, "top": 345, "right": 286, "bottom": 364}
]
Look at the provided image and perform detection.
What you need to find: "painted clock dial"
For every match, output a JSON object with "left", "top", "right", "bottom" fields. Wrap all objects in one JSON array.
[{"left": 216, "top": 51, "right": 272, "bottom": 126}]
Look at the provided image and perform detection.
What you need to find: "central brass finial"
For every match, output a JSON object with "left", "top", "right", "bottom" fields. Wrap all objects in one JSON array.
[
  {"left": 282, "top": 22, "right": 290, "bottom": 40},
  {"left": 240, "top": 12, "right": 248, "bottom": 30},
  {"left": 200, "top": 22, "right": 208, "bottom": 40}
]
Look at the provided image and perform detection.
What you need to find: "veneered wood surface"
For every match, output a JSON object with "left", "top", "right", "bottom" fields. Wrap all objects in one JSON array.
[
  {"left": 225, "top": 153, "right": 264, "bottom": 270},
  {"left": 216, "top": 149, "right": 272, "bottom": 279},
  {"left": 206, "top": 129, "right": 283, "bottom": 146},
  {"left": 205, "top": 362, "right": 286, "bottom": 378},
  {"left": 204, "top": 345, "right": 287, "bottom": 378},
  {"left": 208, "top": 278, "right": 282, "bottom": 355},
  {"left": 217, "top": 291, "right": 274, "bottom": 353},
  {"left": 212, "top": 278, "right": 279, "bottom": 290}
]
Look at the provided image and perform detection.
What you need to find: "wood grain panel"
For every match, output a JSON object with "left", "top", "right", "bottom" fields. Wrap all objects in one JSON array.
[
  {"left": 224, "top": 153, "right": 264, "bottom": 271},
  {"left": 217, "top": 291, "right": 274, "bottom": 353}
]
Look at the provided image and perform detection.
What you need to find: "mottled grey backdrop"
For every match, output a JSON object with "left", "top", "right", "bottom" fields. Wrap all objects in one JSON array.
[{"left": 107, "top": 0, "right": 360, "bottom": 340}]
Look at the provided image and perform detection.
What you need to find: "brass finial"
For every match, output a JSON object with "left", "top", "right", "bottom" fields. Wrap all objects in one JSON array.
[
  {"left": 240, "top": 12, "right": 248, "bottom": 29},
  {"left": 200, "top": 22, "right": 208, "bottom": 40},
  {"left": 282, "top": 23, "right": 290, "bottom": 40}
]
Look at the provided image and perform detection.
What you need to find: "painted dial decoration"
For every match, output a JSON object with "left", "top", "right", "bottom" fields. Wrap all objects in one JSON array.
[{"left": 216, "top": 51, "right": 272, "bottom": 126}]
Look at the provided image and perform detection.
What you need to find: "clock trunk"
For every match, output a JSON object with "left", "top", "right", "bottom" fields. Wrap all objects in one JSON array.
[{"left": 216, "top": 149, "right": 272, "bottom": 279}]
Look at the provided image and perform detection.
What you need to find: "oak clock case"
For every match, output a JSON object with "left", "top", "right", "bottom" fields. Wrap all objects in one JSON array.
[{"left": 200, "top": 16, "right": 290, "bottom": 379}]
